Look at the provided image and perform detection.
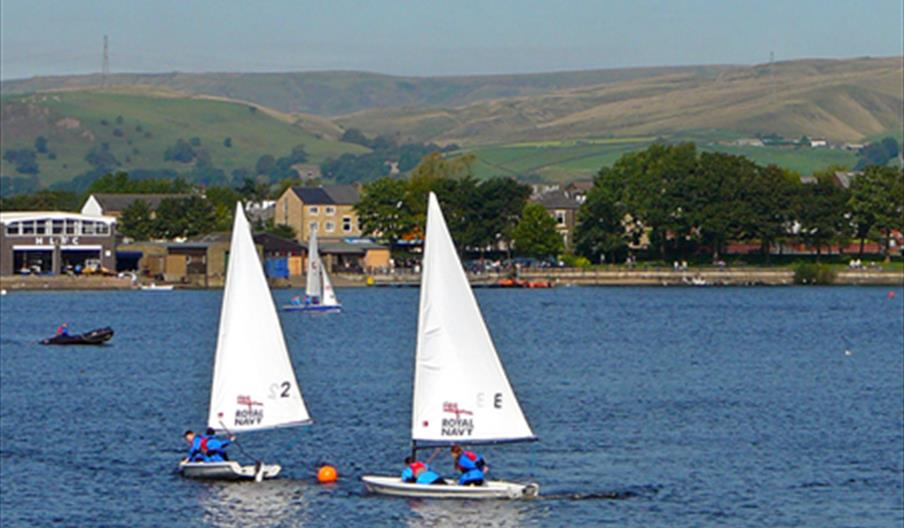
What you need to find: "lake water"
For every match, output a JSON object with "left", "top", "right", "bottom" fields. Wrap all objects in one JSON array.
[{"left": 1, "top": 286, "right": 902, "bottom": 527}]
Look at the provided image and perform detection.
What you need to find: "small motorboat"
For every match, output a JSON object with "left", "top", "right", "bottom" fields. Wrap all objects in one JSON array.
[
  {"left": 179, "top": 460, "right": 281, "bottom": 481},
  {"left": 40, "top": 327, "right": 114, "bottom": 346},
  {"left": 140, "top": 283, "right": 174, "bottom": 291}
]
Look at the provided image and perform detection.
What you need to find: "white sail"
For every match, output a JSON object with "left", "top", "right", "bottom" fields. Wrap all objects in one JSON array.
[
  {"left": 208, "top": 203, "right": 311, "bottom": 433},
  {"left": 305, "top": 229, "right": 322, "bottom": 300},
  {"left": 320, "top": 265, "right": 340, "bottom": 307},
  {"left": 411, "top": 193, "right": 535, "bottom": 445}
]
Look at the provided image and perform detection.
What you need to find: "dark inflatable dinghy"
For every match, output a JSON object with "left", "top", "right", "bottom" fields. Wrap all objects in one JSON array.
[{"left": 40, "top": 327, "right": 114, "bottom": 345}]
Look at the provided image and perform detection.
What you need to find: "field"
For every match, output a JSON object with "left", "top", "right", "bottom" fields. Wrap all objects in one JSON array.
[
  {"left": 464, "top": 135, "right": 860, "bottom": 182},
  {"left": 0, "top": 91, "right": 367, "bottom": 187}
]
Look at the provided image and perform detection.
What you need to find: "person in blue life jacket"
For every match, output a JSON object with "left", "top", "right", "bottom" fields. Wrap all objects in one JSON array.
[
  {"left": 450, "top": 444, "right": 488, "bottom": 486},
  {"left": 202, "top": 427, "right": 235, "bottom": 462},
  {"left": 290, "top": 296, "right": 302, "bottom": 306},
  {"left": 401, "top": 456, "right": 446, "bottom": 485},
  {"left": 183, "top": 430, "right": 207, "bottom": 462}
]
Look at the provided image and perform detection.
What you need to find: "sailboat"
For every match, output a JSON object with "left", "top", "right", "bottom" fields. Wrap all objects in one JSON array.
[
  {"left": 361, "top": 193, "right": 539, "bottom": 499},
  {"left": 180, "top": 203, "right": 312, "bottom": 481},
  {"left": 282, "top": 229, "right": 341, "bottom": 313}
]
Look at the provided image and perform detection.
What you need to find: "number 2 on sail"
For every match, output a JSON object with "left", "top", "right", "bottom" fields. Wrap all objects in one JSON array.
[{"left": 269, "top": 381, "right": 291, "bottom": 399}]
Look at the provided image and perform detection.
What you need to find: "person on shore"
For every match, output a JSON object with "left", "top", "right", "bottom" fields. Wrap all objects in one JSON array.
[
  {"left": 203, "top": 427, "right": 234, "bottom": 462},
  {"left": 55, "top": 323, "right": 69, "bottom": 336},
  {"left": 401, "top": 456, "right": 445, "bottom": 485},
  {"left": 450, "top": 444, "right": 487, "bottom": 486}
]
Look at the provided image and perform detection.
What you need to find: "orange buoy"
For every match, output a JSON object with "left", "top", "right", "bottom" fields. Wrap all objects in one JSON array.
[
  {"left": 888, "top": 291, "right": 896, "bottom": 300},
  {"left": 317, "top": 465, "right": 338, "bottom": 483}
]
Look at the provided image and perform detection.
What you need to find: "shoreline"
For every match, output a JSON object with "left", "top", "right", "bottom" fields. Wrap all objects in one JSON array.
[{"left": 1, "top": 268, "right": 901, "bottom": 291}]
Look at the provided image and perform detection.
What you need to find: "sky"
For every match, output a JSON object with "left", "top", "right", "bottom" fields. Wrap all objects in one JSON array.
[{"left": 1, "top": 0, "right": 902, "bottom": 80}]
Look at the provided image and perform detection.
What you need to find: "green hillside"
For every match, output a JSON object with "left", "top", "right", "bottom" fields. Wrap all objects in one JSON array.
[
  {"left": 0, "top": 90, "right": 368, "bottom": 187},
  {"left": 464, "top": 135, "right": 860, "bottom": 182}
]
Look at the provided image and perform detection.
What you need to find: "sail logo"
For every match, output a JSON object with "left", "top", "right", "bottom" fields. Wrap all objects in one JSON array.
[
  {"left": 235, "top": 395, "right": 264, "bottom": 426},
  {"left": 441, "top": 401, "right": 474, "bottom": 437}
]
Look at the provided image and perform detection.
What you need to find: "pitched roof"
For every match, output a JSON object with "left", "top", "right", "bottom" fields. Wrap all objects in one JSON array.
[
  {"left": 89, "top": 193, "right": 191, "bottom": 212},
  {"left": 290, "top": 185, "right": 360, "bottom": 205},
  {"left": 534, "top": 189, "right": 581, "bottom": 210},
  {"left": 252, "top": 232, "right": 306, "bottom": 253}
]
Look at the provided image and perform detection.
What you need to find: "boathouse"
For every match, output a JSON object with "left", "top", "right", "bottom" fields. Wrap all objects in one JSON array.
[{"left": 0, "top": 211, "right": 117, "bottom": 275}]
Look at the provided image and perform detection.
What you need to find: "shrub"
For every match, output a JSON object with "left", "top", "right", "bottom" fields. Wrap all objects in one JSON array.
[
  {"left": 560, "top": 253, "right": 591, "bottom": 268},
  {"left": 793, "top": 263, "right": 837, "bottom": 285}
]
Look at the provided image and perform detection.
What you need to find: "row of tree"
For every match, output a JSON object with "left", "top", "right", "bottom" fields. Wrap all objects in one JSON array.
[{"left": 573, "top": 144, "right": 903, "bottom": 263}]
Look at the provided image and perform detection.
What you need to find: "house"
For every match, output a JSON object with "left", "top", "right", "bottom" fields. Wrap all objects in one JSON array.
[
  {"left": 809, "top": 138, "right": 828, "bottom": 148},
  {"left": 563, "top": 181, "right": 594, "bottom": 204},
  {"left": 533, "top": 190, "right": 582, "bottom": 249},
  {"left": 833, "top": 171, "right": 860, "bottom": 189},
  {"left": 81, "top": 193, "right": 191, "bottom": 218},
  {"left": 273, "top": 185, "right": 362, "bottom": 243}
]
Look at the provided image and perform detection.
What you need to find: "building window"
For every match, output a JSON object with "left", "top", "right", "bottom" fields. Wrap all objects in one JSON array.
[
  {"left": 325, "top": 206, "right": 336, "bottom": 216},
  {"left": 52, "top": 220, "right": 64, "bottom": 234},
  {"left": 325, "top": 221, "right": 335, "bottom": 232},
  {"left": 5, "top": 222, "right": 19, "bottom": 235},
  {"left": 555, "top": 210, "right": 566, "bottom": 225},
  {"left": 82, "top": 221, "right": 96, "bottom": 235},
  {"left": 35, "top": 220, "right": 47, "bottom": 235},
  {"left": 309, "top": 221, "right": 319, "bottom": 233},
  {"left": 96, "top": 223, "right": 110, "bottom": 235},
  {"left": 65, "top": 220, "right": 78, "bottom": 235},
  {"left": 309, "top": 206, "right": 319, "bottom": 215},
  {"left": 22, "top": 221, "right": 35, "bottom": 235},
  {"left": 342, "top": 216, "right": 352, "bottom": 232},
  {"left": 283, "top": 200, "right": 289, "bottom": 223}
]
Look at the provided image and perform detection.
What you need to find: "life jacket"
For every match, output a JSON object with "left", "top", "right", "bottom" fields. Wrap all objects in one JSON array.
[
  {"left": 408, "top": 461, "right": 427, "bottom": 478},
  {"left": 459, "top": 451, "right": 486, "bottom": 471},
  {"left": 198, "top": 435, "right": 210, "bottom": 455}
]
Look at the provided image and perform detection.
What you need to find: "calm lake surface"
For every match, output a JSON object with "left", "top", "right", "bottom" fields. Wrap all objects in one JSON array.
[{"left": 1, "top": 286, "right": 902, "bottom": 527}]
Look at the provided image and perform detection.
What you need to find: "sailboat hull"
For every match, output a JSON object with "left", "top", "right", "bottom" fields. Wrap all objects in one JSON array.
[
  {"left": 281, "top": 304, "right": 342, "bottom": 313},
  {"left": 361, "top": 475, "right": 539, "bottom": 499},
  {"left": 179, "top": 461, "right": 282, "bottom": 481}
]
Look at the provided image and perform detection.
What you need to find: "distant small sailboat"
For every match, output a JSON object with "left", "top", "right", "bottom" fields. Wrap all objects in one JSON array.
[
  {"left": 180, "top": 203, "right": 312, "bottom": 481},
  {"left": 282, "top": 229, "right": 341, "bottom": 313},
  {"left": 362, "top": 193, "right": 539, "bottom": 499}
]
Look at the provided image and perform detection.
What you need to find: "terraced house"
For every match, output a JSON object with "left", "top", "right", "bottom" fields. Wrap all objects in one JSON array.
[{"left": 274, "top": 185, "right": 362, "bottom": 243}]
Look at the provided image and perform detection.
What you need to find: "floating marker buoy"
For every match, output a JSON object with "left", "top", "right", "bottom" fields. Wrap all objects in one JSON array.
[
  {"left": 317, "top": 465, "right": 338, "bottom": 483},
  {"left": 888, "top": 291, "right": 896, "bottom": 300}
]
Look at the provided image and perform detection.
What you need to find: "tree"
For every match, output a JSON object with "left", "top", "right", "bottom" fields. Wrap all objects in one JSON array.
[
  {"left": 190, "top": 137, "right": 202, "bottom": 147},
  {"left": 0, "top": 189, "right": 79, "bottom": 211},
  {"left": 574, "top": 182, "right": 627, "bottom": 263},
  {"left": 205, "top": 186, "right": 241, "bottom": 231},
  {"left": 850, "top": 166, "right": 904, "bottom": 259},
  {"left": 472, "top": 177, "right": 531, "bottom": 253},
  {"left": 742, "top": 165, "right": 799, "bottom": 261},
  {"left": 84, "top": 146, "right": 119, "bottom": 170},
  {"left": 164, "top": 139, "right": 196, "bottom": 163},
  {"left": 355, "top": 177, "right": 414, "bottom": 243},
  {"left": 266, "top": 222, "right": 296, "bottom": 240},
  {"left": 34, "top": 136, "right": 48, "bottom": 154},
  {"left": 223, "top": 137, "right": 232, "bottom": 148},
  {"left": 794, "top": 174, "right": 850, "bottom": 258},
  {"left": 155, "top": 196, "right": 216, "bottom": 238},
  {"left": 340, "top": 128, "right": 369, "bottom": 147},
  {"left": 511, "top": 202, "right": 563, "bottom": 259},
  {"left": 256, "top": 154, "right": 276, "bottom": 175},
  {"left": 3, "top": 148, "right": 39, "bottom": 175},
  {"left": 119, "top": 199, "right": 155, "bottom": 240}
]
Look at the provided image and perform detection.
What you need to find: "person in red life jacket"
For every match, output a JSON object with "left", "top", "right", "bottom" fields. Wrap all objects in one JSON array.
[
  {"left": 450, "top": 444, "right": 488, "bottom": 486},
  {"left": 401, "top": 456, "right": 445, "bottom": 485},
  {"left": 203, "top": 427, "right": 235, "bottom": 462},
  {"left": 182, "top": 430, "right": 208, "bottom": 462},
  {"left": 56, "top": 323, "right": 69, "bottom": 336}
]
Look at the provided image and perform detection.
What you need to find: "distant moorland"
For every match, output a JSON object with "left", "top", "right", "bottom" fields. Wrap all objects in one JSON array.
[{"left": 1, "top": 56, "right": 901, "bottom": 191}]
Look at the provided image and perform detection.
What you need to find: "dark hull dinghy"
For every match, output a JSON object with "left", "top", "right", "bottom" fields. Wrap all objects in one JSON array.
[{"left": 40, "top": 327, "right": 114, "bottom": 345}]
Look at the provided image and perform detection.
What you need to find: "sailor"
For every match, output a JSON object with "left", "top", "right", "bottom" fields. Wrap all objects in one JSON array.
[
  {"left": 203, "top": 427, "right": 234, "bottom": 462},
  {"left": 290, "top": 296, "right": 302, "bottom": 306},
  {"left": 183, "top": 430, "right": 207, "bottom": 462},
  {"left": 401, "top": 456, "right": 445, "bottom": 485},
  {"left": 450, "top": 444, "right": 487, "bottom": 486},
  {"left": 56, "top": 323, "right": 69, "bottom": 336}
]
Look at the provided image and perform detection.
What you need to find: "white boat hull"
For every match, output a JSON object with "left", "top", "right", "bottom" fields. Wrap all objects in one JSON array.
[
  {"left": 179, "top": 461, "right": 281, "bottom": 481},
  {"left": 140, "top": 284, "right": 174, "bottom": 291},
  {"left": 361, "top": 475, "right": 539, "bottom": 499}
]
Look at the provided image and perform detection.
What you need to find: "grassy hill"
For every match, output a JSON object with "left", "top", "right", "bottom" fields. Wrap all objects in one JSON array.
[
  {"left": 0, "top": 65, "right": 733, "bottom": 116},
  {"left": 463, "top": 135, "right": 860, "bottom": 182},
  {"left": 337, "top": 57, "right": 903, "bottom": 145},
  {"left": 0, "top": 89, "right": 367, "bottom": 187}
]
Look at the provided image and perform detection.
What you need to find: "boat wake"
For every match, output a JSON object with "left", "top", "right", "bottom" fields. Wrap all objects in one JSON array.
[{"left": 539, "top": 484, "right": 661, "bottom": 501}]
